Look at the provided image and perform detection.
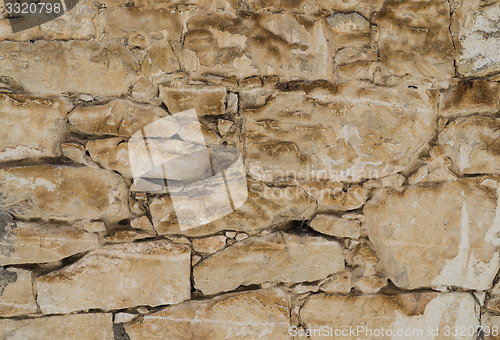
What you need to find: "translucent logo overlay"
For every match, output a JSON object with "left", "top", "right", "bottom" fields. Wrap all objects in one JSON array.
[{"left": 128, "top": 109, "right": 248, "bottom": 231}]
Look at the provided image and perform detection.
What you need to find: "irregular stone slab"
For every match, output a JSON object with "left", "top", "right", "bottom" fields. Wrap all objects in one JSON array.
[
  {"left": 36, "top": 240, "right": 191, "bottom": 313},
  {"left": 68, "top": 99, "right": 169, "bottom": 137},
  {"left": 245, "top": 82, "right": 437, "bottom": 185},
  {"left": 300, "top": 293, "right": 479, "bottom": 339},
  {"left": 0, "top": 267, "right": 37, "bottom": 317},
  {"left": 193, "top": 232, "right": 344, "bottom": 295},
  {"left": 0, "top": 94, "right": 68, "bottom": 162},
  {"left": 141, "top": 40, "right": 180, "bottom": 81},
  {"left": 439, "top": 81, "right": 500, "bottom": 118},
  {"left": 124, "top": 288, "right": 290, "bottom": 340},
  {"left": 0, "top": 313, "right": 113, "bottom": 339},
  {"left": 0, "top": 166, "right": 130, "bottom": 224},
  {"left": 365, "top": 178, "right": 500, "bottom": 290},
  {"left": 99, "top": 7, "right": 182, "bottom": 39},
  {"left": 0, "top": 41, "right": 139, "bottom": 96},
  {"left": 178, "top": 13, "right": 335, "bottom": 80},
  {"left": 192, "top": 235, "right": 226, "bottom": 254},
  {"left": 159, "top": 86, "right": 226, "bottom": 115},
  {"left": 0, "top": 215, "right": 99, "bottom": 265},
  {"left": 149, "top": 180, "right": 316, "bottom": 236},
  {"left": 374, "top": 0, "right": 455, "bottom": 81},
  {"left": 86, "top": 138, "right": 132, "bottom": 178},
  {"left": 437, "top": 116, "right": 500, "bottom": 175},
  {"left": 452, "top": 0, "right": 500, "bottom": 77},
  {"left": 309, "top": 214, "right": 360, "bottom": 239}
]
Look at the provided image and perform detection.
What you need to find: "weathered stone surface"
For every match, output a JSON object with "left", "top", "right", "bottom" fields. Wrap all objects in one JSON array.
[
  {"left": 0, "top": 41, "right": 139, "bottom": 96},
  {"left": 452, "top": 0, "right": 500, "bottom": 77},
  {"left": 245, "top": 82, "right": 437, "bottom": 185},
  {"left": 374, "top": 0, "right": 455, "bottom": 81},
  {"left": 141, "top": 40, "right": 180, "bottom": 81},
  {"left": 99, "top": 7, "right": 182, "bottom": 39},
  {"left": 437, "top": 116, "right": 500, "bottom": 175},
  {"left": 149, "top": 180, "right": 316, "bottom": 236},
  {"left": 159, "top": 86, "right": 226, "bottom": 116},
  {"left": 481, "top": 313, "right": 500, "bottom": 340},
  {"left": 309, "top": 214, "right": 360, "bottom": 239},
  {"left": 0, "top": 94, "right": 68, "bottom": 162},
  {"left": 300, "top": 293, "right": 479, "bottom": 339},
  {"left": 193, "top": 232, "right": 344, "bottom": 295},
  {"left": 192, "top": 235, "right": 226, "bottom": 254},
  {"left": 0, "top": 0, "right": 96, "bottom": 41},
  {"left": 125, "top": 288, "right": 290, "bottom": 340},
  {"left": 0, "top": 313, "right": 113, "bottom": 339},
  {"left": 177, "top": 13, "right": 335, "bottom": 80},
  {"left": 0, "top": 166, "right": 130, "bottom": 224},
  {"left": 86, "top": 138, "right": 132, "bottom": 178},
  {"left": 365, "top": 178, "right": 500, "bottom": 290},
  {"left": 36, "top": 240, "right": 191, "bottom": 313},
  {"left": 0, "top": 218, "right": 100, "bottom": 266},
  {"left": 0, "top": 267, "right": 37, "bottom": 317},
  {"left": 439, "top": 81, "right": 500, "bottom": 118},
  {"left": 62, "top": 142, "right": 99, "bottom": 168},
  {"left": 68, "top": 99, "right": 169, "bottom": 137}
]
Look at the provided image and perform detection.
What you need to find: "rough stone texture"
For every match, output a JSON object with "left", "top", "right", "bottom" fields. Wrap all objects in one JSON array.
[
  {"left": 301, "top": 293, "right": 480, "bottom": 339},
  {"left": 365, "top": 178, "right": 500, "bottom": 291},
  {"left": 159, "top": 86, "right": 227, "bottom": 116},
  {"left": 0, "top": 313, "right": 114, "bottom": 339},
  {"left": 0, "top": 219, "right": 100, "bottom": 266},
  {"left": 0, "top": 41, "right": 139, "bottom": 96},
  {"left": 437, "top": 116, "right": 500, "bottom": 175},
  {"left": 86, "top": 138, "right": 132, "bottom": 178},
  {"left": 0, "top": 268, "right": 37, "bottom": 317},
  {"left": 309, "top": 214, "right": 360, "bottom": 239},
  {"left": 481, "top": 313, "right": 500, "bottom": 340},
  {"left": 245, "top": 82, "right": 437, "bottom": 185},
  {"left": 452, "top": 0, "right": 500, "bottom": 77},
  {"left": 0, "top": 166, "right": 130, "bottom": 224},
  {"left": 124, "top": 288, "right": 290, "bottom": 340},
  {"left": 0, "top": 94, "right": 68, "bottom": 162},
  {"left": 36, "top": 240, "right": 191, "bottom": 313},
  {"left": 68, "top": 99, "right": 169, "bottom": 137},
  {"left": 193, "top": 232, "right": 344, "bottom": 295},
  {"left": 439, "top": 80, "right": 500, "bottom": 118},
  {"left": 192, "top": 235, "right": 226, "bottom": 254}
]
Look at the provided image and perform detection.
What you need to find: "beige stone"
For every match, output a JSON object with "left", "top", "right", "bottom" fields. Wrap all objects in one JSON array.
[
  {"left": 0, "top": 166, "right": 130, "bottom": 224},
  {"left": 300, "top": 293, "right": 479, "bottom": 339},
  {"left": 36, "top": 240, "right": 191, "bottom": 313},
  {"left": 74, "top": 220, "right": 107, "bottom": 233},
  {"left": 61, "top": 143, "right": 99, "bottom": 168},
  {"left": 192, "top": 235, "right": 226, "bottom": 254},
  {"left": 0, "top": 41, "right": 139, "bottom": 96},
  {"left": 452, "top": 0, "right": 500, "bottom": 77},
  {"left": 0, "top": 218, "right": 100, "bottom": 266},
  {"left": 0, "top": 313, "right": 113, "bottom": 339},
  {"left": 326, "top": 13, "right": 370, "bottom": 32},
  {"left": 0, "top": 268, "right": 37, "bottom": 317},
  {"left": 245, "top": 82, "right": 437, "bottom": 185},
  {"left": 481, "top": 313, "right": 500, "bottom": 340},
  {"left": 374, "top": 0, "right": 455, "bottom": 81},
  {"left": 125, "top": 288, "right": 289, "bottom": 339},
  {"left": 437, "top": 116, "right": 500, "bottom": 175},
  {"left": 130, "top": 216, "right": 154, "bottom": 232},
  {"left": 86, "top": 138, "right": 132, "bottom": 178},
  {"left": 309, "top": 214, "right": 360, "bottom": 239},
  {"left": 68, "top": 99, "right": 169, "bottom": 137},
  {"left": 365, "top": 178, "right": 500, "bottom": 290},
  {"left": 193, "top": 232, "right": 344, "bottom": 295},
  {"left": 159, "top": 86, "right": 226, "bottom": 115},
  {"left": 141, "top": 40, "right": 180, "bottom": 81},
  {"left": 439, "top": 81, "right": 500, "bottom": 118},
  {"left": 0, "top": 94, "right": 68, "bottom": 162},
  {"left": 319, "top": 270, "right": 352, "bottom": 294},
  {"left": 103, "top": 229, "right": 156, "bottom": 243},
  {"left": 149, "top": 180, "right": 316, "bottom": 236}
]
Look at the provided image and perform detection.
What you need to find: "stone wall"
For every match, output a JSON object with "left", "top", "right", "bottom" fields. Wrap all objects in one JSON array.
[{"left": 0, "top": 0, "right": 499, "bottom": 339}]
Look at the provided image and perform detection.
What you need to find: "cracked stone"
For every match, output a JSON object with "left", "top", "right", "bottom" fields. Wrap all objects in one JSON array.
[
  {"left": 159, "top": 86, "right": 227, "bottom": 116},
  {"left": 0, "top": 267, "right": 37, "bottom": 317},
  {"left": 309, "top": 214, "right": 360, "bottom": 239},
  {"left": 36, "top": 240, "right": 191, "bottom": 314}
]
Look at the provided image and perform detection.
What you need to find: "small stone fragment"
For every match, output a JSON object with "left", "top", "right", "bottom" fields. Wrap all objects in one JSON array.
[
  {"left": 309, "top": 214, "right": 361, "bottom": 239},
  {"left": 159, "top": 86, "right": 227, "bottom": 115},
  {"left": 192, "top": 235, "right": 226, "bottom": 254},
  {"left": 0, "top": 267, "right": 37, "bottom": 317}
]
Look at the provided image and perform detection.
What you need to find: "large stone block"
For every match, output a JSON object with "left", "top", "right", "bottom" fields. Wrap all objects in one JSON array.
[
  {"left": 0, "top": 267, "right": 37, "bottom": 317},
  {"left": 36, "top": 240, "right": 191, "bottom": 313},
  {"left": 365, "top": 178, "right": 500, "bottom": 290},
  {"left": 0, "top": 166, "right": 130, "bottom": 224}
]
